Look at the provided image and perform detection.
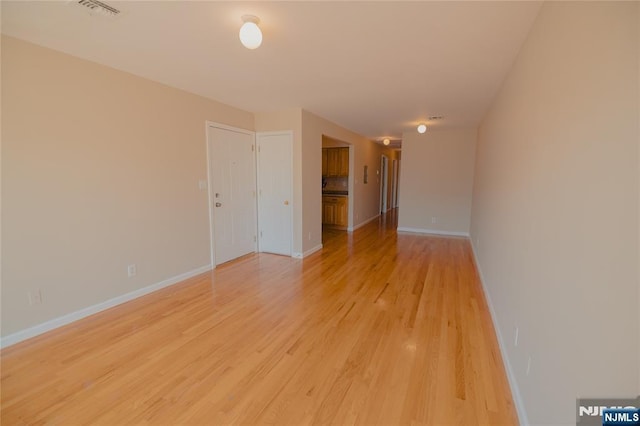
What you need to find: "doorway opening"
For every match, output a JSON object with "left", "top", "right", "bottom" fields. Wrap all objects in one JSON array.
[{"left": 321, "top": 136, "right": 352, "bottom": 235}]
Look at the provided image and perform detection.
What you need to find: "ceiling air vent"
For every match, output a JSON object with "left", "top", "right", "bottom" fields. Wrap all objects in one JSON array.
[{"left": 69, "top": 0, "right": 121, "bottom": 17}]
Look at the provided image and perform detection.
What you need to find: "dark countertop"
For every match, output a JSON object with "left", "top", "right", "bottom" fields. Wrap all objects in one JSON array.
[{"left": 322, "top": 190, "right": 348, "bottom": 196}]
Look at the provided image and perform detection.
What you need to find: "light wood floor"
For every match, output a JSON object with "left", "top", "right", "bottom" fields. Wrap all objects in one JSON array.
[{"left": 1, "top": 210, "right": 517, "bottom": 425}]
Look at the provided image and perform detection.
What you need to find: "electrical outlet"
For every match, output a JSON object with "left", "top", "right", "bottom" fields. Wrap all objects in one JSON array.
[
  {"left": 431, "top": 216, "right": 437, "bottom": 224},
  {"left": 127, "top": 264, "right": 137, "bottom": 277},
  {"left": 308, "top": 232, "right": 311, "bottom": 240},
  {"left": 526, "top": 356, "right": 532, "bottom": 376},
  {"left": 514, "top": 327, "right": 519, "bottom": 347},
  {"left": 28, "top": 289, "right": 42, "bottom": 306}
]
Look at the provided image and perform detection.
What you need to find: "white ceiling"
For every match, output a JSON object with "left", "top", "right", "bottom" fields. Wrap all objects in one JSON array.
[{"left": 1, "top": 1, "right": 541, "bottom": 142}]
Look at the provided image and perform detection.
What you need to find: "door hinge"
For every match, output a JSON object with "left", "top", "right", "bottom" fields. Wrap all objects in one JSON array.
[
  {"left": 252, "top": 145, "right": 255, "bottom": 152},
  {"left": 254, "top": 235, "right": 257, "bottom": 242}
]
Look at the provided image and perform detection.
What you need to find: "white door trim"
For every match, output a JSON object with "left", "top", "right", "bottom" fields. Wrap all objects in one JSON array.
[
  {"left": 348, "top": 144, "right": 354, "bottom": 230},
  {"left": 380, "top": 154, "right": 389, "bottom": 213},
  {"left": 256, "top": 130, "right": 294, "bottom": 256},
  {"left": 205, "top": 121, "right": 257, "bottom": 268},
  {"left": 391, "top": 159, "right": 398, "bottom": 209}
]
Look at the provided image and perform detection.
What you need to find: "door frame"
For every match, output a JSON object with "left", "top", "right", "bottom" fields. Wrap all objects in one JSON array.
[
  {"left": 348, "top": 144, "right": 354, "bottom": 230},
  {"left": 256, "top": 131, "right": 294, "bottom": 256},
  {"left": 380, "top": 154, "right": 389, "bottom": 213},
  {"left": 391, "top": 158, "right": 398, "bottom": 209},
  {"left": 395, "top": 159, "right": 401, "bottom": 208},
  {"left": 205, "top": 121, "right": 258, "bottom": 268}
]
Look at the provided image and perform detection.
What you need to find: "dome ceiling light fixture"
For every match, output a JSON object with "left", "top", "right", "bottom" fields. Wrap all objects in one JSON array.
[
  {"left": 383, "top": 138, "right": 390, "bottom": 146},
  {"left": 417, "top": 124, "right": 427, "bottom": 134},
  {"left": 239, "top": 15, "right": 262, "bottom": 50}
]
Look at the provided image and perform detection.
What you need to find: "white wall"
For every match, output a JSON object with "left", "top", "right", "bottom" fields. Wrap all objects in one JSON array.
[
  {"left": 1, "top": 36, "right": 254, "bottom": 339},
  {"left": 470, "top": 2, "right": 639, "bottom": 424},
  {"left": 398, "top": 128, "right": 476, "bottom": 236}
]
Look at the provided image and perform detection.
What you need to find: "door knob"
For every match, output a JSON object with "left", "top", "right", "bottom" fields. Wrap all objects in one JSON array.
[
  {"left": 215, "top": 202, "right": 222, "bottom": 207},
  {"left": 284, "top": 200, "right": 289, "bottom": 205}
]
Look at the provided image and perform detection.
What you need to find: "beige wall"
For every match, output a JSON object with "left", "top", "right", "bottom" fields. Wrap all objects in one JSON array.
[
  {"left": 254, "top": 109, "right": 304, "bottom": 255},
  {"left": 1, "top": 36, "right": 254, "bottom": 337},
  {"left": 470, "top": 2, "right": 639, "bottom": 424},
  {"left": 302, "top": 110, "right": 395, "bottom": 252},
  {"left": 321, "top": 136, "right": 348, "bottom": 148},
  {"left": 398, "top": 128, "right": 476, "bottom": 235}
]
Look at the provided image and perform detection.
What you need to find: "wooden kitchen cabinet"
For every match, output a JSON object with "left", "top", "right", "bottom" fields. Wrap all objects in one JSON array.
[
  {"left": 322, "top": 199, "right": 337, "bottom": 224},
  {"left": 322, "top": 195, "right": 348, "bottom": 228},
  {"left": 322, "top": 148, "right": 349, "bottom": 177},
  {"left": 326, "top": 149, "right": 339, "bottom": 176},
  {"left": 338, "top": 148, "right": 349, "bottom": 176},
  {"left": 322, "top": 149, "right": 328, "bottom": 176},
  {"left": 336, "top": 197, "right": 348, "bottom": 226}
]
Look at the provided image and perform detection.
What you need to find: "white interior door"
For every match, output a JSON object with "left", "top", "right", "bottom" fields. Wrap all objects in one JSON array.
[
  {"left": 208, "top": 125, "right": 257, "bottom": 265},
  {"left": 257, "top": 132, "right": 293, "bottom": 256}
]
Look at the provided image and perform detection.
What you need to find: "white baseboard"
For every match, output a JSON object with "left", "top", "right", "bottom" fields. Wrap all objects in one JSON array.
[
  {"left": 292, "top": 244, "right": 323, "bottom": 259},
  {"left": 396, "top": 226, "right": 469, "bottom": 237},
  {"left": 348, "top": 214, "right": 380, "bottom": 232},
  {"left": 0, "top": 264, "right": 212, "bottom": 349},
  {"left": 469, "top": 240, "right": 529, "bottom": 426}
]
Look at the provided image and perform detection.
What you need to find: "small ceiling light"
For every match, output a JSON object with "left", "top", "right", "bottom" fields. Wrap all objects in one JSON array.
[
  {"left": 417, "top": 124, "right": 427, "bottom": 134},
  {"left": 239, "top": 15, "right": 262, "bottom": 50},
  {"left": 383, "top": 138, "right": 390, "bottom": 145}
]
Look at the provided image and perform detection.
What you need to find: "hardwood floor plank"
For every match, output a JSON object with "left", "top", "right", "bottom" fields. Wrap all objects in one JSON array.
[{"left": 1, "top": 210, "right": 517, "bottom": 425}]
